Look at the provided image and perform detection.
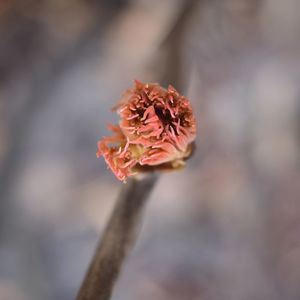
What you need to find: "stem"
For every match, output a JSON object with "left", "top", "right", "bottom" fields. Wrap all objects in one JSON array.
[{"left": 76, "top": 173, "right": 158, "bottom": 300}]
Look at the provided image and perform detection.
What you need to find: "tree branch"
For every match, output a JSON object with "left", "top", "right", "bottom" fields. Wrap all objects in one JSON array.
[{"left": 76, "top": 173, "right": 158, "bottom": 300}]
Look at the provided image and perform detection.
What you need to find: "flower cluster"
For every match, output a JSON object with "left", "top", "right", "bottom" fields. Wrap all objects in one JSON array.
[{"left": 97, "top": 80, "right": 196, "bottom": 182}]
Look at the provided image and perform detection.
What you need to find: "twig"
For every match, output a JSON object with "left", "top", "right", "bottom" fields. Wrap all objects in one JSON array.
[
  {"left": 76, "top": 173, "right": 158, "bottom": 300},
  {"left": 157, "top": 0, "right": 200, "bottom": 90}
]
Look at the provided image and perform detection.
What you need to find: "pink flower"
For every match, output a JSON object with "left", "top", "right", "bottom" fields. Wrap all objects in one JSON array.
[{"left": 97, "top": 80, "right": 196, "bottom": 182}]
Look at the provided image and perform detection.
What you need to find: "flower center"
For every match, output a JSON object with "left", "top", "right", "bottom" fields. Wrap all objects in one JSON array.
[{"left": 154, "top": 106, "right": 173, "bottom": 126}]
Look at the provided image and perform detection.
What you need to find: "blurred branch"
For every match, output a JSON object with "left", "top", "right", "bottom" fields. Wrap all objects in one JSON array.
[
  {"left": 76, "top": 174, "right": 158, "bottom": 300},
  {"left": 157, "top": 0, "right": 200, "bottom": 90}
]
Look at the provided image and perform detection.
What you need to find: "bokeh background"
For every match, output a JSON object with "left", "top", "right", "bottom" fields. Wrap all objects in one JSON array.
[{"left": 1, "top": 0, "right": 300, "bottom": 299}]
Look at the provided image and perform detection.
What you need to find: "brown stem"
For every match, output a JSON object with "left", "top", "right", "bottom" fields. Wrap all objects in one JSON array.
[{"left": 76, "top": 173, "right": 158, "bottom": 300}]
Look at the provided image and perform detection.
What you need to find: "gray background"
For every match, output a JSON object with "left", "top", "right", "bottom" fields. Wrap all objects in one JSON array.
[{"left": 1, "top": 0, "right": 300, "bottom": 299}]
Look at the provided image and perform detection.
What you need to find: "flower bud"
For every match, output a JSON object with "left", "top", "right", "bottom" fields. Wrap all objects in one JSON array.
[{"left": 97, "top": 80, "right": 196, "bottom": 182}]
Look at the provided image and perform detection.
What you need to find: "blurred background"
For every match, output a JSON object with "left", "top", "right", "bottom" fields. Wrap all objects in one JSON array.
[{"left": 1, "top": 0, "right": 300, "bottom": 299}]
